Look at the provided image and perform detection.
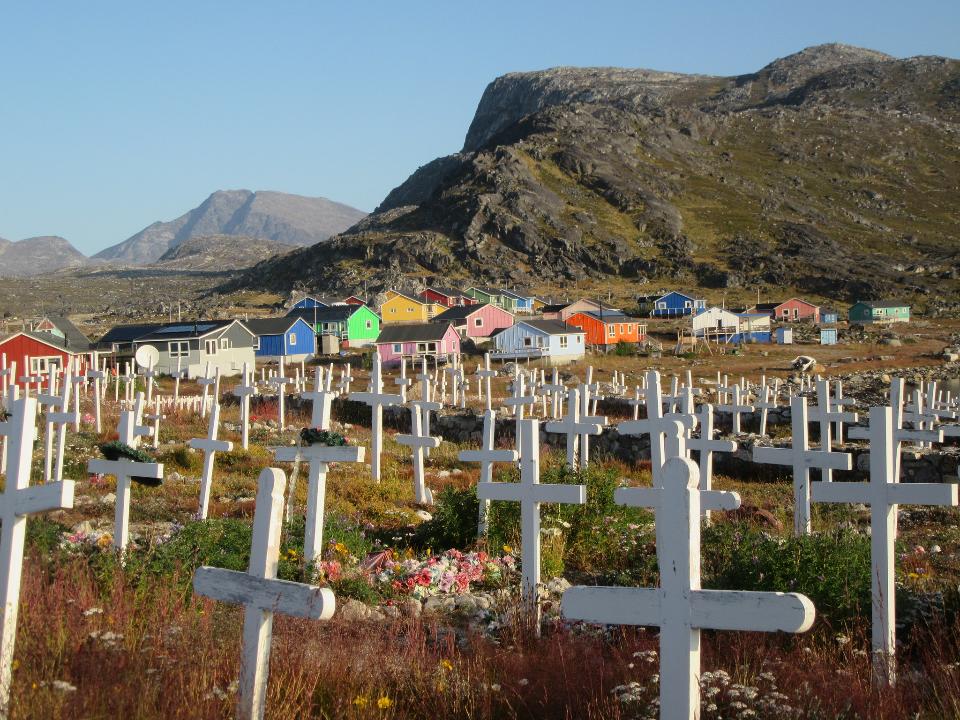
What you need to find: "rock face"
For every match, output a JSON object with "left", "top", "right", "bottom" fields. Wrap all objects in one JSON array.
[
  {"left": 228, "top": 44, "right": 960, "bottom": 300},
  {"left": 0, "top": 235, "right": 88, "bottom": 276},
  {"left": 153, "top": 234, "right": 295, "bottom": 271},
  {"left": 93, "top": 190, "right": 367, "bottom": 265}
]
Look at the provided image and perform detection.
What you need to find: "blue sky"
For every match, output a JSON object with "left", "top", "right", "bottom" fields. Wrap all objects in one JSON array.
[{"left": 1, "top": 1, "right": 957, "bottom": 255}]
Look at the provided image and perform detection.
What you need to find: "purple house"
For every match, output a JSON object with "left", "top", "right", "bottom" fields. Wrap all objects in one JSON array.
[
  {"left": 431, "top": 303, "right": 514, "bottom": 341},
  {"left": 374, "top": 322, "right": 461, "bottom": 367}
]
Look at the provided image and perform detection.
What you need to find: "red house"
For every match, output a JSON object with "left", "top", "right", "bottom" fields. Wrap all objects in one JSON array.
[
  {"left": 431, "top": 303, "right": 514, "bottom": 340},
  {"left": 342, "top": 296, "right": 367, "bottom": 306},
  {"left": 420, "top": 287, "right": 477, "bottom": 308},
  {"left": 772, "top": 298, "right": 820, "bottom": 323},
  {"left": 0, "top": 331, "right": 91, "bottom": 387},
  {"left": 567, "top": 311, "right": 647, "bottom": 347}
]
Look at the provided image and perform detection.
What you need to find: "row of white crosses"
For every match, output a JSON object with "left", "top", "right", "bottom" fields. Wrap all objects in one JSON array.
[{"left": 349, "top": 354, "right": 402, "bottom": 483}]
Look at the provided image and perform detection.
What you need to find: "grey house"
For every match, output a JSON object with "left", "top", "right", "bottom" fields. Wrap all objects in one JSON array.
[{"left": 130, "top": 320, "right": 256, "bottom": 378}]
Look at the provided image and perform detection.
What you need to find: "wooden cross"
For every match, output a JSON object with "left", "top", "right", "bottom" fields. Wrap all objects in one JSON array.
[
  {"left": 348, "top": 354, "right": 402, "bottom": 482},
  {"left": 812, "top": 405, "right": 958, "bottom": 685},
  {"left": 716, "top": 383, "right": 753, "bottom": 435},
  {"left": 618, "top": 370, "right": 684, "bottom": 475},
  {"left": 233, "top": 363, "right": 257, "bottom": 450},
  {"left": 0, "top": 355, "right": 9, "bottom": 397},
  {"left": 394, "top": 358, "right": 412, "bottom": 402},
  {"left": 196, "top": 364, "right": 218, "bottom": 418},
  {"left": 686, "top": 403, "right": 737, "bottom": 523},
  {"left": 576, "top": 381, "right": 607, "bottom": 467},
  {"left": 274, "top": 443, "right": 365, "bottom": 565},
  {"left": 545, "top": 387, "right": 603, "bottom": 471},
  {"left": 143, "top": 395, "right": 165, "bottom": 450},
  {"left": 0, "top": 397, "right": 75, "bottom": 716},
  {"left": 302, "top": 369, "right": 335, "bottom": 430},
  {"left": 475, "top": 352, "right": 497, "bottom": 412},
  {"left": 562, "top": 456, "right": 814, "bottom": 720},
  {"left": 190, "top": 403, "right": 234, "bottom": 520},
  {"left": 504, "top": 373, "right": 537, "bottom": 441},
  {"left": 754, "top": 384, "right": 778, "bottom": 437},
  {"left": 396, "top": 404, "right": 440, "bottom": 504},
  {"left": 477, "top": 418, "right": 586, "bottom": 623},
  {"left": 808, "top": 379, "right": 858, "bottom": 481},
  {"left": 267, "top": 362, "right": 292, "bottom": 430},
  {"left": 411, "top": 368, "right": 442, "bottom": 458},
  {"left": 753, "top": 397, "right": 852, "bottom": 535},
  {"left": 42, "top": 366, "right": 77, "bottom": 484},
  {"left": 193, "top": 468, "right": 334, "bottom": 720},
  {"left": 539, "top": 368, "right": 565, "bottom": 420},
  {"left": 627, "top": 382, "right": 647, "bottom": 421},
  {"left": 459, "top": 410, "right": 518, "bottom": 535},
  {"left": 830, "top": 379, "right": 858, "bottom": 443},
  {"left": 87, "top": 361, "right": 105, "bottom": 433},
  {"left": 337, "top": 363, "right": 354, "bottom": 396},
  {"left": 141, "top": 357, "right": 158, "bottom": 404}
]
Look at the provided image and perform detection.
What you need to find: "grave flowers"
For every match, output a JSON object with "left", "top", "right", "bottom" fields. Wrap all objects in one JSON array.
[
  {"left": 299, "top": 428, "right": 348, "bottom": 447},
  {"left": 98, "top": 441, "right": 163, "bottom": 486},
  {"left": 373, "top": 549, "right": 515, "bottom": 600}
]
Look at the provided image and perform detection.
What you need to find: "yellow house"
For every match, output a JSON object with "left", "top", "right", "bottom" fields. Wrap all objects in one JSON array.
[{"left": 379, "top": 291, "right": 445, "bottom": 324}]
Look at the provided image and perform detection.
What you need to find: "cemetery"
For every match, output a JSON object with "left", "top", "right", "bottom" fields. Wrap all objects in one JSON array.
[{"left": 0, "top": 333, "right": 958, "bottom": 719}]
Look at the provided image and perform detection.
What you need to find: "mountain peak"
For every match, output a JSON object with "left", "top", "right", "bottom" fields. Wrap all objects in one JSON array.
[
  {"left": 0, "top": 235, "right": 87, "bottom": 277},
  {"left": 752, "top": 43, "right": 895, "bottom": 91}
]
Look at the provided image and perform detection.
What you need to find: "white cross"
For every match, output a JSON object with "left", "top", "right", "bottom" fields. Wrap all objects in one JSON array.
[
  {"left": 143, "top": 395, "right": 165, "bottom": 450},
  {"left": 267, "top": 362, "right": 292, "bottom": 430},
  {"left": 686, "top": 403, "right": 737, "bottom": 523},
  {"left": 830, "top": 379, "right": 858, "bottom": 443},
  {"left": 562, "top": 456, "right": 814, "bottom": 720},
  {"left": 141, "top": 357, "right": 158, "bottom": 404},
  {"left": 87, "top": 359, "right": 106, "bottom": 433},
  {"left": 812, "top": 405, "right": 958, "bottom": 685},
  {"left": 274, "top": 443, "right": 365, "bottom": 565},
  {"left": 411, "top": 369, "right": 442, "bottom": 459},
  {"left": 716, "top": 384, "right": 753, "bottom": 435},
  {"left": 753, "top": 397, "right": 852, "bottom": 535},
  {"left": 190, "top": 402, "right": 234, "bottom": 520},
  {"left": 89, "top": 402, "right": 164, "bottom": 552},
  {"left": 396, "top": 404, "right": 440, "bottom": 505},
  {"left": 337, "top": 363, "right": 354, "bottom": 395},
  {"left": 459, "top": 409, "right": 518, "bottom": 536},
  {"left": 0, "top": 397, "right": 75, "bottom": 716},
  {"left": 754, "top": 384, "right": 778, "bottom": 437},
  {"left": 576, "top": 381, "right": 607, "bottom": 467},
  {"left": 618, "top": 370, "right": 686, "bottom": 475},
  {"left": 539, "top": 368, "right": 565, "bottom": 420},
  {"left": 0, "top": 355, "right": 9, "bottom": 397},
  {"left": 193, "top": 468, "right": 334, "bottom": 720},
  {"left": 43, "top": 366, "right": 77, "bottom": 484},
  {"left": 302, "top": 368, "right": 335, "bottom": 431},
  {"left": 394, "top": 358, "right": 412, "bottom": 402},
  {"left": 349, "top": 354, "right": 402, "bottom": 483},
  {"left": 504, "top": 373, "right": 537, "bottom": 441},
  {"left": 477, "top": 418, "right": 586, "bottom": 624},
  {"left": 545, "top": 387, "right": 602, "bottom": 471},
  {"left": 808, "top": 379, "right": 858, "bottom": 482},
  {"left": 233, "top": 363, "right": 257, "bottom": 450},
  {"left": 627, "top": 383, "right": 646, "bottom": 421},
  {"left": 475, "top": 353, "right": 497, "bottom": 412}
]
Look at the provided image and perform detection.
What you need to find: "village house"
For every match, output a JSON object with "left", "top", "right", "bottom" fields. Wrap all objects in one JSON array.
[
  {"left": 374, "top": 322, "right": 461, "bottom": 367},
  {"left": 566, "top": 311, "right": 647, "bottom": 349},
  {"left": 541, "top": 298, "right": 620, "bottom": 322},
  {"left": 0, "top": 331, "right": 91, "bottom": 383},
  {"left": 342, "top": 295, "right": 368, "bottom": 306},
  {"left": 735, "top": 312, "right": 773, "bottom": 342},
  {"left": 287, "top": 304, "right": 380, "bottom": 348},
  {"left": 692, "top": 307, "right": 772, "bottom": 344},
  {"left": 130, "top": 320, "right": 256, "bottom": 378},
  {"left": 291, "top": 296, "right": 329, "bottom": 310},
  {"left": 848, "top": 300, "right": 911, "bottom": 324},
  {"left": 243, "top": 317, "right": 316, "bottom": 363},
  {"left": 32, "top": 315, "right": 93, "bottom": 352},
  {"left": 649, "top": 291, "right": 707, "bottom": 318},
  {"left": 419, "top": 287, "right": 477, "bottom": 308},
  {"left": 498, "top": 290, "right": 535, "bottom": 314},
  {"left": 465, "top": 287, "right": 508, "bottom": 308},
  {"left": 431, "top": 303, "right": 514, "bottom": 342},
  {"left": 771, "top": 298, "right": 821, "bottom": 323},
  {"left": 96, "top": 323, "right": 163, "bottom": 369},
  {"left": 380, "top": 291, "right": 445, "bottom": 324},
  {"left": 492, "top": 319, "right": 586, "bottom": 365}
]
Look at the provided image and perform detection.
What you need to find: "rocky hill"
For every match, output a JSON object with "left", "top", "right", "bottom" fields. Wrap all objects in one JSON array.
[
  {"left": 94, "top": 190, "right": 367, "bottom": 265},
  {"left": 153, "top": 234, "right": 294, "bottom": 271},
  {"left": 0, "top": 235, "right": 88, "bottom": 276},
  {"left": 227, "top": 44, "right": 960, "bottom": 304}
]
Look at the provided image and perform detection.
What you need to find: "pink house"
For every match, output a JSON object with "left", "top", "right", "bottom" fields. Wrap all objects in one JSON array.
[
  {"left": 431, "top": 303, "right": 514, "bottom": 341},
  {"left": 374, "top": 322, "right": 461, "bottom": 367},
  {"left": 773, "top": 298, "right": 820, "bottom": 323}
]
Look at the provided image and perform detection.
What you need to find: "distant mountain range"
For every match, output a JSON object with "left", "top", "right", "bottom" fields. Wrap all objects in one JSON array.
[
  {"left": 0, "top": 190, "right": 366, "bottom": 276},
  {"left": 0, "top": 235, "right": 88, "bottom": 277}
]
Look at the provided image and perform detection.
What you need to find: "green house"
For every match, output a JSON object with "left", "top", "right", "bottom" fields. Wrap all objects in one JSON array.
[
  {"left": 466, "top": 287, "right": 506, "bottom": 308},
  {"left": 848, "top": 301, "right": 911, "bottom": 325},
  {"left": 286, "top": 304, "right": 381, "bottom": 347}
]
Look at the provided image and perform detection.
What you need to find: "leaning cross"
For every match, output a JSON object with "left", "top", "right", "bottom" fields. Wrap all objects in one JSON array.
[
  {"left": 190, "top": 402, "right": 234, "bottom": 520},
  {"left": 0, "top": 397, "right": 75, "bottom": 717},
  {"left": 193, "top": 468, "right": 334, "bottom": 720},
  {"left": 274, "top": 443, "right": 365, "bottom": 565},
  {"left": 348, "top": 354, "right": 402, "bottom": 483},
  {"left": 812, "top": 405, "right": 958, "bottom": 685},
  {"left": 477, "top": 418, "right": 586, "bottom": 627},
  {"left": 753, "top": 397, "right": 852, "bottom": 535},
  {"left": 459, "top": 409, "right": 518, "bottom": 536},
  {"left": 562, "top": 456, "right": 815, "bottom": 720}
]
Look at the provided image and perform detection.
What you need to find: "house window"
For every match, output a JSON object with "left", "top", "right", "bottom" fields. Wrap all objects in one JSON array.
[
  {"left": 220, "top": 338, "right": 229, "bottom": 349},
  {"left": 657, "top": 302, "right": 666, "bottom": 309},
  {"left": 793, "top": 308, "right": 799, "bottom": 319},
  {"left": 782, "top": 309, "right": 789, "bottom": 318},
  {"left": 684, "top": 301, "right": 692, "bottom": 309},
  {"left": 619, "top": 324, "right": 626, "bottom": 334},
  {"left": 577, "top": 336, "right": 582, "bottom": 343},
  {"left": 390, "top": 308, "right": 396, "bottom": 314},
  {"left": 253, "top": 337, "right": 261, "bottom": 350},
  {"left": 205, "top": 339, "right": 218, "bottom": 355},
  {"left": 523, "top": 337, "right": 533, "bottom": 347},
  {"left": 30, "top": 356, "right": 60, "bottom": 374},
  {"left": 407, "top": 307, "right": 414, "bottom": 313},
  {"left": 169, "top": 341, "right": 189, "bottom": 358},
  {"left": 393, "top": 343, "right": 402, "bottom": 353},
  {"left": 289, "top": 333, "right": 297, "bottom": 345},
  {"left": 559, "top": 335, "right": 569, "bottom": 349},
  {"left": 474, "top": 317, "right": 483, "bottom": 327},
  {"left": 607, "top": 325, "right": 615, "bottom": 337},
  {"left": 366, "top": 320, "right": 372, "bottom": 329}
]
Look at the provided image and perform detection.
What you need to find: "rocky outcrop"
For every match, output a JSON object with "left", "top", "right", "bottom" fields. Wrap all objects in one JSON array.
[{"left": 0, "top": 235, "right": 88, "bottom": 276}]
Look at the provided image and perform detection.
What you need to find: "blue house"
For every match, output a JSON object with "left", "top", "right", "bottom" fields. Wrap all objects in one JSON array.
[
  {"left": 500, "top": 290, "right": 535, "bottom": 314},
  {"left": 821, "top": 309, "right": 839, "bottom": 324},
  {"left": 243, "top": 317, "right": 316, "bottom": 363},
  {"left": 492, "top": 319, "right": 585, "bottom": 366},
  {"left": 291, "top": 296, "right": 329, "bottom": 311},
  {"left": 650, "top": 291, "right": 706, "bottom": 318}
]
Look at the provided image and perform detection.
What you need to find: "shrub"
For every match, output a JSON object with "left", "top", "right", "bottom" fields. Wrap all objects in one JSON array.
[
  {"left": 412, "top": 485, "right": 480, "bottom": 551},
  {"left": 614, "top": 340, "right": 635, "bottom": 356}
]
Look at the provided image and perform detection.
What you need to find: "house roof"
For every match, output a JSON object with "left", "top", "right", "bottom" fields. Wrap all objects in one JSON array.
[
  {"left": 292, "top": 296, "right": 329, "bottom": 307},
  {"left": 540, "top": 303, "right": 567, "bottom": 313},
  {"left": 575, "top": 310, "right": 638, "bottom": 324},
  {"left": 134, "top": 320, "right": 236, "bottom": 342},
  {"left": 376, "top": 323, "right": 454, "bottom": 343},
  {"left": 469, "top": 286, "right": 502, "bottom": 297},
  {"left": 656, "top": 290, "right": 701, "bottom": 302},
  {"left": 97, "top": 323, "right": 164, "bottom": 346},
  {"left": 0, "top": 330, "right": 84, "bottom": 355},
  {"left": 776, "top": 297, "right": 819, "bottom": 309},
  {"left": 499, "top": 290, "right": 529, "bottom": 301},
  {"left": 857, "top": 300, "right": 909, "bottom": 309},
  {"left": 737, "top": 312, "right": 770, "bottom": 318},
  {"left": 432, "top": 303, "right": 494, "bottom": 322},
  {"left": 383, "top": 290, "right": 425, "bottom": 305},
  {"left": 754, "top": 302, "right": 781, "bottom": 312},
  {"left": 287, "top": 306, "right": 361, "bottom": 324},
  {"left": 243, "top": 317, "right": 309, "bottom": 336},
  {"left": 520, "top": 319, "right": 584, "bottom": 336},
  {"left": 38, "top": 315, "right": 93, "bottom": 350},
  {"left": 425, "top": 286, "right": 468, "bottom": 299}
]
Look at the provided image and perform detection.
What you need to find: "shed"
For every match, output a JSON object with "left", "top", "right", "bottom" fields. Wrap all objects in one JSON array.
[
  {"left": 776, "top": 327, "right": 793, "bottom": 344},
  {"left": 820, "top": 329, "right": 838, "bottom": 345}
]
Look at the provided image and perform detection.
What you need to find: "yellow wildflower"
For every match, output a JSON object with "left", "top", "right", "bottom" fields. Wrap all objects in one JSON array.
[
  {"left": 334, "top": 542, "right": 349, "bottom": 555},
  {"left": 439, "top": 659, "right": 453, "bottom": 672},
  {"left": 353, "top": 694, "right": 369, "bottom": 708},
  {"left": 502, "top": 544, "right": 513, "bottom": 554},
  {"left": 377, "top": 695, "right": 392, "bottom": 709}
]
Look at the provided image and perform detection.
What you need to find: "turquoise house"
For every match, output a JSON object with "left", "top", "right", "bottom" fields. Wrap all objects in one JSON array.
[{"left": 848, "top": 301, "right": 910, "bottom": 325}]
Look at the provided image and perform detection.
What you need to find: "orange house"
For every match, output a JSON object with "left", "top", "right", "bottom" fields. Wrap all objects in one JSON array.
[{"left": 566, "top": 311, "right": 647, "bottom": 347}]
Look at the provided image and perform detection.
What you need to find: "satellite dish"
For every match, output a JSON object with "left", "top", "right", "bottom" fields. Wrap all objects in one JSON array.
[{"left": 135, "top": 345, "right": 161, "bottom": 370}]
